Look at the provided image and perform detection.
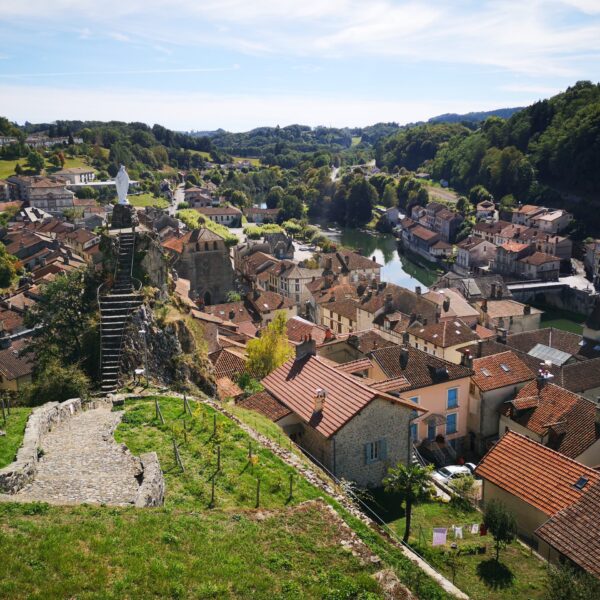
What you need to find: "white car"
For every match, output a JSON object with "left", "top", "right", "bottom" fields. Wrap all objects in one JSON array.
[{"left": 431, "top": 465, "right": 473, "bottom": 486}]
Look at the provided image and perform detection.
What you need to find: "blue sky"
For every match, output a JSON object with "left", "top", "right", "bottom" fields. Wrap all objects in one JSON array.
[{"left": 0, "top": 0, "right": 599, "bottom": 131}]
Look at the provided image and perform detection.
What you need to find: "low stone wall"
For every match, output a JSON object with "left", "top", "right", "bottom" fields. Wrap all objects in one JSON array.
[
  {"left": 134, "top": 452, "right": 165, "bottom": 507},
  {"left": 0, "top": 398, "right": 83, "bottom": 494}
]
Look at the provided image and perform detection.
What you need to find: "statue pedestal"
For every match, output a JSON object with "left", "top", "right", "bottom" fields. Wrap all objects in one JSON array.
[{"left": 111, "top": 204, "right": 139, "bottom": 230}]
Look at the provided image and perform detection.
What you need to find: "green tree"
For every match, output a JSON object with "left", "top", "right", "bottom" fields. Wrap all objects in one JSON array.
[
  {"left": 24, "top": 269, "right": 96, "bottom": 368},
  {"left": 346, "top": 177, "right": 378, "bottom": 227},
  {"left": 26, "top": 151, "right": 45, "bottom": 174},
  {"left": 383, "top": 463, "right": 433, "bottom": 542},
  {"left": 266, "top": 186, "right": 285, "bottom": 209},
  {"left": 483, "top": 499, "right": 517, "bottom": 561},
  {"left": 226, "top": 290, "right": 242, "bottom": 302},
  {"left": 0, "top": 242, "right": 17, "bottom": 288},
  {"left": 75, "top": 186, "right": 98, "bottom": 199},
  {"left": 246, "top": 311, "right": 293, "bottom": 378},
  {"left": 544, "top": 563, "right": 600, "bottom": 600},
  {"left": 449, "top": 474, "right": 476, "bottom": 508},
  {"left": 382, "top": 182, "right": 398, "bottom": 208},
  {"left": 19, "top": 359, "right": 90, "bottom": 406},
  {"left": 278, "top": 194, "right": 305, "bottom": 222},
  {"left": 499, "top": 194, "right": 517, "bottom": 213},
  {"left": 230, "top": 190, "right": 250, "bottom": 208}
]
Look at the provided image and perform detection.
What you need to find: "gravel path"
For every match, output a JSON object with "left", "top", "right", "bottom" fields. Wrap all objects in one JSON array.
[{"left": 14, "top": 406, "right": 141, "bottom": 506}]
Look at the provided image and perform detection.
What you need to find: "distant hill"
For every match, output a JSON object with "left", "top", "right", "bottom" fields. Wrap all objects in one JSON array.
[{"left": 428, "top": 107, "right": 524, "bottom": 124}]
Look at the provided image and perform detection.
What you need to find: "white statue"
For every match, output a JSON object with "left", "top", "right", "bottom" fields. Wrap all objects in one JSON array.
[{"left": 115, "top": 165, "right": 130, "bottom": 205}]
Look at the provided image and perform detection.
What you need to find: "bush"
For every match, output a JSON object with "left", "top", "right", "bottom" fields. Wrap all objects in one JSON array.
[{"left": 19, "top": 360, "right": 90, "bottom": 406}]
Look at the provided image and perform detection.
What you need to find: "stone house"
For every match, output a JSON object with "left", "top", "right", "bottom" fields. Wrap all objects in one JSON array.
[
  {"left": 467, "top": 350, "right": 535, "bottom": 454},
  {"left": 162, "top": 228, "right": 235, "bottom": 305},
  {"left": 531, "top": 209, "right": 571, "bottom": 234},
  {"left": 584, "top": 239, "right": 600, "bottom": 288},
  {"left": 263, "top": 233, "right": 294, "bottom": 260},
  {"left": 493, "top": 241, "right": 532, "bottom": 277},
  {"left": 184, "top": 186, "right": 218, "bottom": 207},
  {"left": 367, "top": 344, "right": 473, "bottom": 454},
  {"left": 475, "top": 200, "right": 496, "bottom": 220},
  {"left": 318, "top": 250, "right": 382, "bottom": 284},
  {"left": 473, "top": 220, "right": 511, "bottom": 243},
  {"left": 517, "top": 252, "right": 560, "bottom": 281},
  {"left": 0, "top": 337, "right": 33, "bottom": 392},
  {"left": 7, "top": 176, "right": 75, "bottom": 215},
  {"left": 455, "top": 236, "right": 496, "bottom": 275},
  {"left": 266, "top": 260, "right": 322, "bottom": 306},
  {"left": 434, "top": 208, "right": 464, "bottom": 243},
  {"left": 243, "top": 207, "right": 280, "bottom": 223},
  {"left": 423, "top": 288, "right": 480, "bottom": 327},
  {"left": 241, "top": 339, "right": 425, "bottom": 487},
  {"left": 475, "top": 431, "right": 600, "bottom": 553},
  {"left": 245, "top": 289, "right": 297, "bottom": 326},
  {"left": 512, "top": 204, "right": 548, "bottom": 227},
  {"left": 499, "top": 380, "right": 600, "bottom": 467}
]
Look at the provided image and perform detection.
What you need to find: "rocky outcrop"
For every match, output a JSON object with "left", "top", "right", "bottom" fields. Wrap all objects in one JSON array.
[
  {"left": 134, "top": 452, "right": 165, "bottom": 507},
  {"left": 121, "top": 302, "right": 216, "bottom": 395},
  {"left": 0, "top": 398, "right": 83, "bottom": 494}
]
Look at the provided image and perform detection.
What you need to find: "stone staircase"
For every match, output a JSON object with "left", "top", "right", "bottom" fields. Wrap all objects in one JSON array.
[{"left": 99, "top": 232, "right": 142, "bottom": 393}]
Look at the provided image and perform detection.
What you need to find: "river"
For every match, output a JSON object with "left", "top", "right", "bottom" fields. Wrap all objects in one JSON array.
[{"left": 320, "top": 228, "right": 441, "bottom": 290}]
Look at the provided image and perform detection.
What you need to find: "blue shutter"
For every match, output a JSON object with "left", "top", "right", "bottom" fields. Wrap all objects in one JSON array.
[{"left": 380, "top": 439, "right": 388, "bottom": 461}]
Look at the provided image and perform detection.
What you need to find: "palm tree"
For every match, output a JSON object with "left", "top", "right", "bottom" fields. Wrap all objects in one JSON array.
[{"left": 383, "top": 463, "right": 433, "bottom": 543}]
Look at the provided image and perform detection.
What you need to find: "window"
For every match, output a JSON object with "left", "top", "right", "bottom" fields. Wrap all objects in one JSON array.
[
  {"left": 365, "top": 439, "right": 387, "bottom": 464},
  {"left": 410, "top": 424, "right": 418, "bottom": 441},
  {"left": 409, "top": 396, "right": 419, "bottom": 404},
  {"left": 446, "top": 413, "right": 457, "bottom": 435},
  {"left": 427, "top": 422, "right": 436, "bottom": 441},
  {"left": 447, "top": 387, "right": 458, "bottom": 409}
]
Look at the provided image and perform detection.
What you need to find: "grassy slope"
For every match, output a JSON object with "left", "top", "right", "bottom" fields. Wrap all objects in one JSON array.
[
  {"left": 368, "top": 491, "right": 547, "bottom": 600},
  {"left": 0, "top": 156, "right": 94, "bottom": 179},
  {"left": 0, "top": 502, "right": 381, "bottom": 600},
  {"left": 128, "top": 193, "right": 169, "bottom": 209},
  {"left": 0, "top": 407, "right": 32, "bottom": 468}
]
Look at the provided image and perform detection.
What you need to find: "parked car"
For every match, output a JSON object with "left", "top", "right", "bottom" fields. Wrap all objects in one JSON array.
[{"left": 431, "top": 465, "right": 472, "bottom": 486}]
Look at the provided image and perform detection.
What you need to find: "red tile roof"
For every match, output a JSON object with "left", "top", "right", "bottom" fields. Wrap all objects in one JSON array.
[
  {"left": 519, "top": 251, "right": 560, "bottom": 266},
  {"left": 286, "top": 317, "right": 332, "bottom": 346},
  {"left": 237, "top": 390, "right": 292, "bottom": 422},
  {"left": 471, "top": 351, "right": 535, "bottom": 392},
  {"left": 408, "top": 318, "right": 479, "bottom": 348},
  {"left": 216, "top": 376, "right": 243, "bottom": 400},
  {"left": 0, "top": 338, "right": 34, "bottom": 380},
  {"left": 536, "top": 480, "right": 600, "bottom": 578},
  {"left": 262, "top": 355, "right": 424, "bottom": 438},
  {"left": 475, "top": 431, "right": 600, "bottom": 516},
  {"left": 209, "top": 348, "right": 248, "bottom": 379},
  {"left": 502, "top": 381, "right": 600, "bottom": 459}
]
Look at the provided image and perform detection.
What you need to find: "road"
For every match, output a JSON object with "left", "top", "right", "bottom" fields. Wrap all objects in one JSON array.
[{"left": 169, "top": 183, "right": 185, "bottom": 216}]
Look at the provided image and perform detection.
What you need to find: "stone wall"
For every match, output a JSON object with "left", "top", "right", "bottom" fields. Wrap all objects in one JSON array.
[
  {"left": 0, "top": 398, "right": 83, "bottom": 494},
  {"left": 134, "top": 452, "right": 165, "bottom": 507}
]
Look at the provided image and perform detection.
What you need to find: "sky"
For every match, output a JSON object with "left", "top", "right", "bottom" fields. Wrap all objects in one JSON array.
[{"left": 0, "top": 0, "right": 599, "bottom": 131}]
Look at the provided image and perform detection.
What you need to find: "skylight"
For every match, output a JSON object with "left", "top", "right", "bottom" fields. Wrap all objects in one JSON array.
[
  {"left": 574, "top": 476, "right": 589, "bottom": 490},
  {"left": 500, "top": 364, "right": 510, "bottom": 372},
  {"left": 481, "top": 368, "right": 492, "bottom": 377}
]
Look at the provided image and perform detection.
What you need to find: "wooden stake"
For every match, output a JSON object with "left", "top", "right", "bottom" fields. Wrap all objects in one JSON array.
[
  {"left": 0, "top": 397, "right": 6, "bottom": 424},
  {"left": 289, "top": 473, "right": 293, "bottom": 499},
  {"left": 217, "top": 445, "right": 221, "bottom": 471},
  {"left": 184, "top": 393, "right": 192, "bottom": 416},
  {"left": 210, "top": 474, "right": 215, "bottom": 507},
  {"left": 155, "top": 398, "right": 164, "bottom": 424},
  {"left": 173, "top": 438, "right": 184, "bottom": 472},
  {"left": 255, "top": 477, "right": 261, "bottom": 508},
  {"left": 248, "top": 441, "right": 252, "bottom": 458},
  {"left": 183, "top": 420, "right": 188, "bottom": 444},
  {"left": 213, "top": 413, "right": 217, "bottom": 436}
]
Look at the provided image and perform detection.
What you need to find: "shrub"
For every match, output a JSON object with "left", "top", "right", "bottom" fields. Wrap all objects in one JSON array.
[{"left": 19, "top": 360, "right": 90, "bottom": 406}]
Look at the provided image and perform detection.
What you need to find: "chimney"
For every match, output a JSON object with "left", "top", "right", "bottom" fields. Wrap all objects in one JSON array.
[
  {"left": 313, "top": 387, "right": 327, "bottom": 414},
  {"left": 415, "top": 286, "right": 422, "bottom": 295},
  {"left": 477, "top": 339, "right": 483, "bottom": 358},
  {"left": 435, "top": 308, "right": 441, "bottom": 323},
  {"left": 462, "top": 348, "right": 473, "bottom": 369},
  {"left": 228, "top": 310, "right": 235, "bottom": 320},
  {"left": 490, "top": 283, "right": 497, "bottom": 298},
  {"left": 497, "top": 328, "right": 507, "bottom": 344},
  {"left": 344, "top": 255, "right": 350, "bottom": 265},
  {"left": 372, "top": 255, "right": 377, "bottom": 262},
  {"left": 409, "top": 312, "right": 417, "bottom": 325},
  {"left": 442, "top": 296, "right": 450, "bottom": 313},
  {"left": 399, "top": 347, "right": 409, "bottom": 369},
  {"left": 384, "top": 292, "right": 393, "bottom": 314},
  {"left": 496, "top": 286, "right": 503, "bottom": 299},
  {"left": 537, "top": 368, "right": 554, "bottom": 392},
  {"left": 296, "top": 334, "right": 316, "bottom": 361},
  {"left": 481, "top": 299, "right": 488, "bottom": 313},
  {"left": 253, "top": 288, "right": 260, "bottom": 300}
]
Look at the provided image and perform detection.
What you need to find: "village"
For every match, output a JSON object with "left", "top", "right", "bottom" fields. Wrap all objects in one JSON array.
[{"left": 1, "top": 144, "right": 600, "bottom": 598}]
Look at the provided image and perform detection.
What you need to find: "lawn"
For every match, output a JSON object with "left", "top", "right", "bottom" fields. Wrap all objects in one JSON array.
[
  {"left": 540, "top": 308, "right": 585, "bottom": 334},
  {"left": 114, "top": 397, "right": 322, "bottom": 510},
  {"left": 0, "top": 501, "right": 383, "bottom": 599},
  {"left": 351, "top": 136, "right": 362, "bottom": 147},
  {"left": 365, "top": 490, "right": 548, "bottom": 600},
  {"left": 128, "top": 193, "right": 169, "bottom": 209},
  {"left": 0, "top": 406, "right": 32, "bottom": 468},
  {"left": 0, "top": 156, "right": 95, "bottom": 179}
]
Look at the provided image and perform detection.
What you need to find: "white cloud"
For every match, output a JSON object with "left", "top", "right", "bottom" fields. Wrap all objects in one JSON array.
[
  {"left": 0, "top": 65, "right": 240, "bottom": 78},
  {"left": 0, "top": 1, "right": 598, "bottom": 76},
  {"left": 0, "top": 84, "right": 504, "bottom": 130}
]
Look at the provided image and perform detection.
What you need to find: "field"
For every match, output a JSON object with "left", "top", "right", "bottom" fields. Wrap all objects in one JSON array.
[
  {"left": 128, "top": 193, "right": 169, "bottom": 209},
  {"left": 540, "top": 308, "right": 585, "bottom": 334},
  {"left": 0, "top": 407, "right": 32, "bottom": 468},
  {"left": 190, "top": 149, "right": 261, "bottom": 167},
  {"left": 351, "top": 136, "right": 362, "bottom": 146},
  {"left": 366, "top": 489, "right": 548, "bottom": 600},
  {"left": 0, "top": 156, "right": 95, "bottom": 179}
]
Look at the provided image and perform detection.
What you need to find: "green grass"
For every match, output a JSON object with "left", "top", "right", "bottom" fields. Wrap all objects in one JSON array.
[
  {"left": 0, "top": 156, "right": 95, "bottom": 179},
  {"left": 128, "top": 193, "right": 169, "bottom": 209},
  {"left": 0, "top": 501, "right": 382, "bottom": 599},
  {"left": 0, "top": 159, "right": 22, "bottom": 179},
  {"left": 366, "top": 491, "right": 547, "bottom": 600},
  {"left": 115, "top": 397, "right": 321, "bottom": 510},
  {"left": 190, "top": 150, "right": 261, "bottom": 166},
  {"left": 540, "top": 308, "right": 586, "bottom": 334},
  {"left": 351, "top": 136, "right": 362, "bottom": 147},
  {"left": 0, "top": 407, "right": 32, "bottom": 468}
]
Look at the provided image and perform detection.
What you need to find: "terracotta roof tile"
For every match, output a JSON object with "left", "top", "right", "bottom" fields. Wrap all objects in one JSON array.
[
  {"left": 237, "top": 390, "right": 292, "bottom": 422},
  {"left": 408, "top": 318, "right": 479, "bottom": 348},
  {"left": 471, "top": 351, "right": 535, "bottom": 391},
  {"left": 369, "top": 345, "right": 472, "bottom": 391},
  {"left": 209, "top": 348, "right": 248, "bottom": 379},
  {"left": 262, "top": 355, "right": 424, "bottom": 438},
  {"left": 502, "top": 381, "right": 600, "bottom": 459},
  {"left": 536, "top": 481, "right": 600, "bottom": 578},
  {"left": 475, "top": 431, "right": 600, "bottom": 516},
  {"left": 0, "top": 338, "right": 34, "bottom": 380},
  {"left": 286, "top": 317, "right": 332, "bottom": 346}
]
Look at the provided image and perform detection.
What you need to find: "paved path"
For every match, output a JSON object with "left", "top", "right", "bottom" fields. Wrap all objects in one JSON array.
[{"left": 14, "top": 406, "right": 141, "bottom": 506}]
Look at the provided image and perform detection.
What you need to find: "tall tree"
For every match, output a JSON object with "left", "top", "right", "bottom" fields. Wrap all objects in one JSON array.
[
  {"left": 246, "top": 311, "right": 293, "bottom": 378},
  {"left": 26, "top": 151, "right": 45, "bottom": 174},
  {"left": 383, "top": 463, "right": 433, "bottom": 542},
  {"left": 483, "top": 499, "right": 517, "bottom": 561}
]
